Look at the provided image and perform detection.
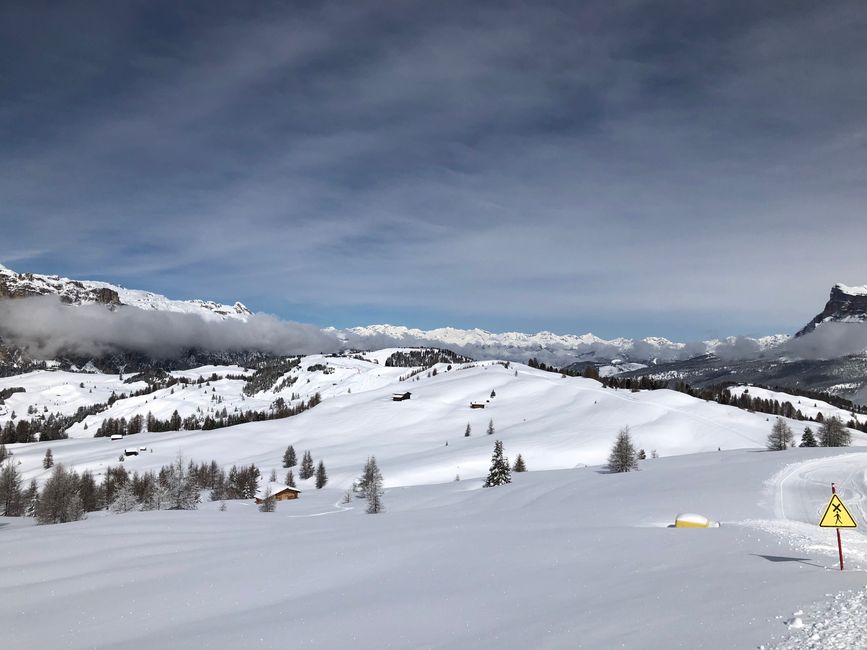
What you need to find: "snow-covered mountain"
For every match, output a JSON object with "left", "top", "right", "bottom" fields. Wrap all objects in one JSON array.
[
  {"left": 795, "top": 282, "right": 867, "bottom": 336},
  {"left": 344, "top": 323, "right": 790, "bottom": 366},
  {"left": 0, "top": 263, "right": 251, "bottom": 321}
]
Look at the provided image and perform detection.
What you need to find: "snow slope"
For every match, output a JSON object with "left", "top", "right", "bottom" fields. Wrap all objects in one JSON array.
[
  {"left": 2, "top": 449, "right": 867, "bottom": 649},
  {"left": 7, "top": 356, "right": 866, "bottom": 491}
]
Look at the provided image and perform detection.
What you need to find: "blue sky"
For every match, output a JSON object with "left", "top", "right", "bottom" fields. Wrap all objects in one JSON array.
[{"left": 1, "top": 1, "right": 866, "bottom": 340}]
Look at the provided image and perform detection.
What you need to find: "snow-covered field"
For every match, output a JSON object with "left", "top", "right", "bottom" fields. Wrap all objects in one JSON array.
[
  {"left": 3, "top": 448, "right": 867, "bottom": 649},
  {"left": 3, "top": 354, "right": 867, "bottom": 648},
  {"left": 4, "top": 356, "right": 865, "bottom": 490}
]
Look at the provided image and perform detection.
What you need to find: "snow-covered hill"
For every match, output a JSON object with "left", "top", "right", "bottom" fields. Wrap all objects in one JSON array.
[{"left": 4, "top": 354, "right": 865, "bottom": 491}]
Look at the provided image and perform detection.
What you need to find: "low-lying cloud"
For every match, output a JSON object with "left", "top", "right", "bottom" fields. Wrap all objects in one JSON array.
[{"left": 0, "top": 296, "right": 342, "bottom": 359}]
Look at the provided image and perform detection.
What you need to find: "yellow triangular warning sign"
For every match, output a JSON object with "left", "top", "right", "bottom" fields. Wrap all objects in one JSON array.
[{"left": 819, "top": 494, "right": 857, "bottom": 528}]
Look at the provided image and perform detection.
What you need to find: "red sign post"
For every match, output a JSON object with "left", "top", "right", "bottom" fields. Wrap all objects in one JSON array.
[{"left": 818, "top": 483, "right": 858, "bottom": 571}]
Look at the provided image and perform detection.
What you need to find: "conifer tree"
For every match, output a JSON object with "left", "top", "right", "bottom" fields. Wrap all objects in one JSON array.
[
  {"left": 36, "top": 464, "right": 85, "bottom": 524},
  {"left": 43, "top": 448, "right": 54, "bottom": 469},
  {"left": 490, "top": 389, "right": 496, "bottom": 398},
  {"left": 0, "top": 460, "right": 23, "bottom": 516},
  {"left": 464, "top": 423, "right": 471, "bottom": 437},
  {"left": 607, "top": 427, "right": 638, "bottom": 473},
  {"left": 767, "top": 417, "right": 794, "bottom": 451},
  {"left": 364, "top": 456, "right": 384, "bottom": 514},
  {"left": 637, "top": 448, "right": 647, "bottom": 460},
  {"left": 24, "top": 479, "right": 39, "bottom": 517},
  {"left": 486, "top": 419, "right": 494, "bottom": 436},
  {"left": 259, "top": 485, "right": 275, "bottom": 512},
  {"left": 162, "top": 454, "right": 199, "bottom": 510},
  {"left": 299, "top": 450, "right": 315, "bottom": 479},
  {"left": 483, "top": 440, "right": 511, "bottom": 487},
  {"left": 269, "top": 468, "right": 277, "bottom": 483},
  {"left": 315, "top": 460, "right": 327, "bottom": 489},
  {"left": 285, "top": 469, "right": 296, "bottom": 488},
  {"left": 0, "top": 444, "right": 7, "bottom": 464},
  {"left": 799, "top": 426, "right": 818, "bottom": 448},
  {"left": 110, "top": 483, "right": 140, "bottom": 513},
  {"left": 512, "top": 454, "right": 527, "bottom": 472},
  {"left": 819, "top": 416, "right": 850, "bottom": 447},
  {"left": 283, "top": 445, "right": 297, "bottom": 468}
]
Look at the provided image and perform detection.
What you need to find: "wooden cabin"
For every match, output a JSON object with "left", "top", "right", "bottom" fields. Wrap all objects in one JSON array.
[
  {"left": 470, "top": 401, "right": 486, "bottom": 409},
  {"left": 392, "top": 392, "right": 412, "bottom": 402},
  {"left": 255, "top": 484, "right": 301, "bottom": 504},
  {"left": 110, "top": 434, "right": 124, "bottom": 441},
  {"left": 123, "top": 449, "right": 139, "bottom": 457}
]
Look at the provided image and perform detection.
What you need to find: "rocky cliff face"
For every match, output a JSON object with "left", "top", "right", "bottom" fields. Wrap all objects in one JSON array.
[
  {"left": 796, "top": 284, "right": 867, "bottom": 337},
  {"left": 0, "top": 268, "right": 121, "bottom": 305}
]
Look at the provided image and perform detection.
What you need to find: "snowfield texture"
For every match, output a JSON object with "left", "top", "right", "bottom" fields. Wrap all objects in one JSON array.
[{"left": 2, "top": 449, "right": 867, "bottom": 649}]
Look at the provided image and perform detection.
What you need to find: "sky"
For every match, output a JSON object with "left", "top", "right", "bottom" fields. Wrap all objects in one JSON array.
[{"left": 1, "top": 0, "right": 866, "bottom": 341}]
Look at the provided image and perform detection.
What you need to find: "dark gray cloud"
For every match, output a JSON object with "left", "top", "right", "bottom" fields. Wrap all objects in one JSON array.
[
  {"left": 0, "top": 296, "right": 339, "bottom": 359},
  {"left": 1, "top": 1, "right": 866, "bottom": 339}
]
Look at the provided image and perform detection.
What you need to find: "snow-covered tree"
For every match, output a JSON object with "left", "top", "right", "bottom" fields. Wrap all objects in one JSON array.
[
  {"left": 486, "top": 419, "right": 495, "bottom": 436},
  {"left": 283, "top": 445, "right": 297, "bottom": 468},
  {"left": 24, "top": 479, "right": 39, "bottom": 517},
  {"left": 483, "top": 440, "right": 511, "bottom": 487},
  {"left": 285, "top": 469, "right": 296, "bottom": 488},
  {"left": 268, "top": 468, "right": 277, "bottom": 483},
  {"left": 110, "top": 483, "right": 140, "bottom": 514},
  {"left": 464, "top": 423, "right": 471, "bottom": 437},
  {"left": 767, "top": 417, "right": 794, "bottom": 450},
  {"left": 512, "top": 454, "right": 526, "bottom": 472},
  {"left": 799, "top": 426, "right": 818, "bottom": 448},
  {"left": 315, "top": 460, "right": 327, "bottom": 489},
  {"left": 819, "top": 416, "right": 850, "bottom": 447},
  {"left": 161, "top": 454, "right": 199, "bottom": 510},
  {"left": 42, "top": 448, "right": 54, "bottom": 469},
  {"left": 607, "top": 427, "right": 638, "bottom": 473}
]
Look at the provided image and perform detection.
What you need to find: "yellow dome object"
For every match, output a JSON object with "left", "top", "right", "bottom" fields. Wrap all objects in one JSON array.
[{"left": 675, "top": 513, "right": 716, "bottom": 528}]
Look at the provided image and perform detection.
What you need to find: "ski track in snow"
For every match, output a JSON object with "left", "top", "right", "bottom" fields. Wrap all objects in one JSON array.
[{"left": 754, "top": 453, "right": 867, "bottom": 649}]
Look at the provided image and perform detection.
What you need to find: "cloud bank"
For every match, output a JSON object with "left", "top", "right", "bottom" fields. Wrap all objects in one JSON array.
[{"left": 0, "top": 297, "right": 341, "bottom": 359}]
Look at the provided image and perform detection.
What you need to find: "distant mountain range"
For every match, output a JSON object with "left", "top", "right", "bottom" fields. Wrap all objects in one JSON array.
[{"left": 1, "top": 262, "right": 865, "bottom": 402}]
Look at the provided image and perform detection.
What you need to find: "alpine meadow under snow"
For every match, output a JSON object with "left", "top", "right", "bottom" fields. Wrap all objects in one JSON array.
[{"left": 2, "top": 352, "right": 867, "bottom": 648}]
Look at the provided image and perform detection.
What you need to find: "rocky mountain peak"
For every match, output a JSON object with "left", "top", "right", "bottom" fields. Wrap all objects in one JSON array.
[{"left": 795, "top": 283, "right": 867, "bottom": 337}]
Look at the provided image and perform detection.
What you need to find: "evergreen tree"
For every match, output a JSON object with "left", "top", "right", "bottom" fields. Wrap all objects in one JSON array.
[
  {"left": 283, "top": 445, "right": 297, "bottom": 468},
  {"left": 364, "top": 456, "right": 384, "bottom": 514},
  {"left": 483, "top": 440, "right": 511, "bottom": 487},
  {"left": 464, "top": 423, "right": 471, "bottom": 437},
  {"left": 36, "top": 465, "right": 85, "bottom": 524},
  {"left": 110, "top": 483, "right": 140, "bottom": 513},
  {"left": 259, "top": 485, "right": 275, "bottom": 512},
  {"left": 78, "top": 470, "right": 99, "bottom": 512},
  {"left": 285, "top": 469, "right": 296, "bottom": 488},
  {"left": 162, "top": 454, "right": 199, "bottom": 510},
  {"left": 299, "top": 450, "right": 315, "bottom": 480},
  {"left": 486, "top": 419, "right": 495, "bottom": 436},
  {"left": 0, "top": 443, "right": 8, "bottom": 464},
  {"left": 0, "top": 460, "right": 23, "bottom": 516},
  {"left": 767, "top": 417, "right": 794, "bottom": 451},
  {"left": 42, "top": 448, "right": 54, "bottom": 469},
  {"left": 512, "top": 454, "right": 527, "bottom": 472},
  {"left": 490, "top": 389, "right": 496, "bottom": 398},
  {"left": 24, "top": 479, "right": 39, "bottom": 517},
  {"left": 607, "top": 427, "right": 638, "bottom": 473},
  {"left": 269, "top": 468, "right": 277, "bottom": 483},
  {"left": 819, "top": 416, "right": 850, "bottom": 447},
  {"left": 799, "top": 426, "right": 818, "bottom": 448},
  {"left": 315, "top": 460, "right": 328, "bottom": 489},
  {"left": 637, "top": 449, "right": 647, "bottom": 460}
]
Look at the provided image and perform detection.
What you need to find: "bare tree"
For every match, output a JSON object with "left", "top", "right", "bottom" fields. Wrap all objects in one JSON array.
[{"left": 767, "top": 417, "right": 794, "bottom": 450}]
